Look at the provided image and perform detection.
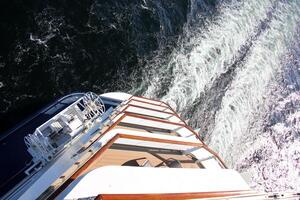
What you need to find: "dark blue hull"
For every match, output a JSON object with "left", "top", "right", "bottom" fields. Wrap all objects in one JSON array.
[{"left": 0, "top": 93, "right": 85, "bottom": 197}]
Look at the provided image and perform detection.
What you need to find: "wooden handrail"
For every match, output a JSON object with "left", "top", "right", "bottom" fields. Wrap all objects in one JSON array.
[
  {"left": 96, "top": 190, "right": 254, "bottom": 200},
  {"left": 123, "top": 112, "right": 188, "bottom": 127},
  {"left": 118, "top": 133, "right": 203, "bottom": 147},
  {"left": 130, "top": 98, "right": 170, "bottom": 109},
  {"left": 125, "top": 104, "right": 175, "bottom": 115},
  {"left": 132, "top": 95, "right": 171, "bottom": 107}
]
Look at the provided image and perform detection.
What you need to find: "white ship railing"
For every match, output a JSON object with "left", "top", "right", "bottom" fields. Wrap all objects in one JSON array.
[{"left": 24, "top": 92, "right": 106, "bottom": 173}]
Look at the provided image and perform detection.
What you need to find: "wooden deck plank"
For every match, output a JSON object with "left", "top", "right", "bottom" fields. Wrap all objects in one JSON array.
[{"left": 78, "top": 148, "right": 200, "bottom": 177}]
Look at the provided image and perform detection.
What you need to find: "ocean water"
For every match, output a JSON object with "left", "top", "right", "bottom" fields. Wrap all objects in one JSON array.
[
  {"left": 130, "top": 0, "right": 300, "bottom": 193},
  {"left": 0, "top": 0, "right": 189, "bottom": 133},
  {"left": 0, "top": 0, "right": 299, "bottom": 193}
]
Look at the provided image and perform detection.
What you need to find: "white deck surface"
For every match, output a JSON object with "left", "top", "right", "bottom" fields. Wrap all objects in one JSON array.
[
  {"left": 59, "top": 166, "right": 250, "bottom": 199},
  {"left": 100, "top": 92, "right": 132, "bottom": 101}
]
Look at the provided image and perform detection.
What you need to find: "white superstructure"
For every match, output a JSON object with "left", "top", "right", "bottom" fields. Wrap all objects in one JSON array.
[{"left": 2, "top": 92, "right": 299, "bottom": 200}]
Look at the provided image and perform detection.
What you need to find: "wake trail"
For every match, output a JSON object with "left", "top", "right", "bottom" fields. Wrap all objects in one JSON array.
[
  {"left": 138, "top": 0, "right": 277, "bottom": 113},
  {"left": 207, "top": 0, "right": 300, "bottom": 176},
  {"left": 183, "top": 1, "right": 280, "bottom": 138}
]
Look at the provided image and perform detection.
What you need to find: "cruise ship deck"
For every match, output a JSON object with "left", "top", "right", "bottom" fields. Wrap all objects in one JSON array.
[{"left": 2, "top": 92, "right": 299, "bottom": 200}]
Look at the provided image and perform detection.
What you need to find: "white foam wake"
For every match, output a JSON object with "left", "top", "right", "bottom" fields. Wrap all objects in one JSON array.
[
  {"left": 139, "top": 0, "right": 275, "bottom": 111},
  {"left": 206, "top": 0, "right": 300, "bottom": 192},
  {"left": 131, "top": 0, "right": 300, "bottom": 193}
]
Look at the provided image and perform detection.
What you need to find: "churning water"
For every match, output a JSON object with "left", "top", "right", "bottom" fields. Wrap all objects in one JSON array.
[{"left": 131, "top": 0, "right": 300, "bottom": 193}]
